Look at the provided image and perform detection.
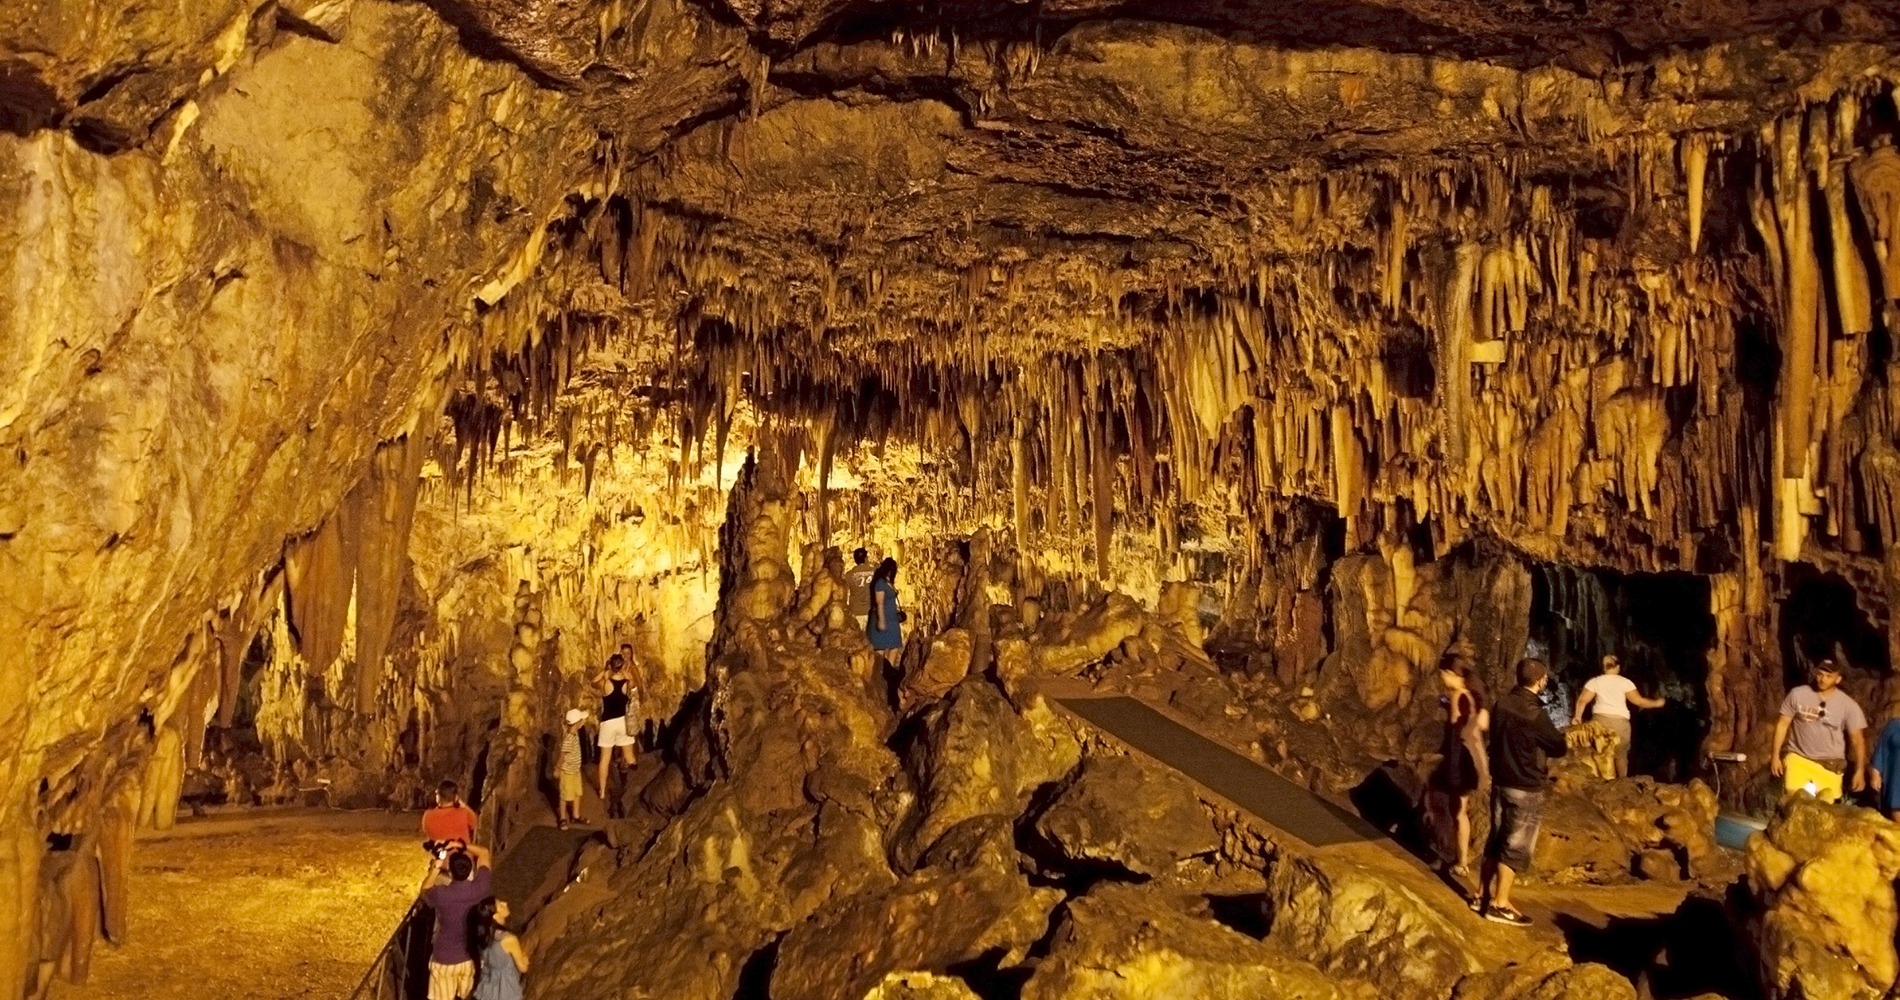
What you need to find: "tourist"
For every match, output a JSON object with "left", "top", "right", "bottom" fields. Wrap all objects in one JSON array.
[
  {"left": 1770, "top": 660, "right": 1869, "bottom": 803},
  {"left": 420, "top": 843, "right": 494, "bottom": 1000},
  {"left": 556, "top": 708, "right": 586, "bottom": 829},
  {"left": 1570, "top": 654, "right": 1667, "bottom": 778},
  {"left": 867, "top": 557, "right": 904, "bottom": 664},
  {"left": 468, "top": 896, "right": 529, "bottom": 1000},
  {"left": 1870, "top": 713, "right": 1900, "bottom": 820},
  {"left": 1430, "top": 654, "right": 1489, "bottom": 879},
  {"left": 1478, "top": 658, "right": 1568, "bottom": 927},
  {"left": 846, "top": 547, "right": 876, "bottom": 632},
  {"left": 596, "top": 654, "right": 639, "bottom": 800},
  {"left": 422, "top": 781, "right": 478, "bottom": 855}
]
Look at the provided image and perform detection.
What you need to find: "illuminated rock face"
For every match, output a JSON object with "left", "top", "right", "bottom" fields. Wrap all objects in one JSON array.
[{"left": 10, "top": 3, "right": 1900, "bottom": 1000}]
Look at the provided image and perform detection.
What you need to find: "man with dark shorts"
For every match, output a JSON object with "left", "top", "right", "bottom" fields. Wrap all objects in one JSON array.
[{"left": 1479, "top": 658, "right": 1568, "bottom": 926}]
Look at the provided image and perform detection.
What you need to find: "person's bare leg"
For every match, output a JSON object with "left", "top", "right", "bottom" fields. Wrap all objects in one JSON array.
[
  {"left": 1491, "top": 864, "right": 1518, "bottom": 913},
  {"left": 1454, "top": 795, "right": 1472, "bottom": 873},
  {"left": 620, "top": 745, "right": 637, "bottom": 768},
  {"left": 597, "top": 752, "right": 610, "bottom": 801}
]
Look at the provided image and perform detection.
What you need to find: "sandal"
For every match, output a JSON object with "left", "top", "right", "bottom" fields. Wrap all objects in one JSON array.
[{"left": 1449, "top": 864, "right": 1472, "bottom": 878}]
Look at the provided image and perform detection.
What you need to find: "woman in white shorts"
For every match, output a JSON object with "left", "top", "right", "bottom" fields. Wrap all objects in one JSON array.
[{"left": 596, "top": 654, "right": 639, "bottom": 799}]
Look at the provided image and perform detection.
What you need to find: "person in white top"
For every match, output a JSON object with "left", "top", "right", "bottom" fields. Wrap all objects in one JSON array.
[{"left": 1570, "top": 655, "right": 1667, "bottom": 778}]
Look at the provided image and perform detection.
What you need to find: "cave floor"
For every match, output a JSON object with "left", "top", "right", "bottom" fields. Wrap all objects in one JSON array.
[{"left": 50, "top": 809, "right": 423, "bottom": 1000}]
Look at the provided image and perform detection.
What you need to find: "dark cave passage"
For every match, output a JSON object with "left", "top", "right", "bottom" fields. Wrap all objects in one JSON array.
[{"left": 1531, "top": 566, "right": 1715, "bottom": 781}]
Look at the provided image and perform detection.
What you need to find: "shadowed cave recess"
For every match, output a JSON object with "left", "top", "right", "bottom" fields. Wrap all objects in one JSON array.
[{"left": 14, "top": 0, "right": 1900, "bottom": 998}]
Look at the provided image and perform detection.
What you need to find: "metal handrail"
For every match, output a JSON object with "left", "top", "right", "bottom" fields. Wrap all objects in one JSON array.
[{"left": 346, "top": 899, "right": 425, "bottom": 1000}]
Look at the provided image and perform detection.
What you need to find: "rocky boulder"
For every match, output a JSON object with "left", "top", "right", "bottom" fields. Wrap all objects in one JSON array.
[
  {"left": 1032, "top": 753, "right": 1218, "bottom": 878},
  {"left": 1451, "top": 961, "right": 1638, "bottom": 1000},
  {"left": 859, "top": 971, "right": 985, "bottom": 1000},
  {"left": 1023, "top": 883, "right": 1359, "bottom": 1000},
  {"left": 1583, "top": 777, "right": 1718, "bottom": 878},
  {"left": 1032, "top": 592, "right": 1146, "bottom": 675},
  {"left": 1265, "top": 846, "right": 1482, "bottom": 998},
  {"left": 1746, "top": 797, "right": 1900, "bottom": 1000},
  {"left": 772, "top": 861, "right": 1061, "bottom": 1000},
  {"left": 901, "top": 627, "right": 972, "bottom": 712},
  {"left": 896, "top": 677, "right": 1081, "bottom": 869}
]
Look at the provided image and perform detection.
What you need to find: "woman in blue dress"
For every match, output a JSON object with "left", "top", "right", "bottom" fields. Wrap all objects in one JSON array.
[
  {"left": 867, "top": 557, "right": 904, "bottom": 663},
  {"left": 469, "top": 896, "right": 529, "bottom": 1000}
]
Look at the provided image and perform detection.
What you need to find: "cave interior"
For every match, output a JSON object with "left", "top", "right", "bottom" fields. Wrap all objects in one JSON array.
[{"left": 11, "top": 0, "right": 1900, "bottom": 999}]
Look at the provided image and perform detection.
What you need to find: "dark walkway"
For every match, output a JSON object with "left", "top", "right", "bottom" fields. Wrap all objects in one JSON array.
[
  {"left": 1053, "top": 695, "right": 1382, "bottom": 849},
  {"left": 492, "top": 824, "right": 594, "bottom": 905}
]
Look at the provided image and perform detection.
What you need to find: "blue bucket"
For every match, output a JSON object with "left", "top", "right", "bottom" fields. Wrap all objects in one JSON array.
[{"left": 1715, "top": 813, "right": 1767, "bottom": 851}]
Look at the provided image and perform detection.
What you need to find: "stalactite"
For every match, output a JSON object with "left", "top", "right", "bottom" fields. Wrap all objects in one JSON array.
[
  {"left": 283, "top": 514, "right": 353, "bottom": 674},
  {"left": 1092, "top": 405, "right": 1112, "bottom": 582},
  {"left": 1852, "top": 136, "right": 1900, "bottom": 301},
  {"left": 1685, "top": 134, "right": 1709, "bottom": 254},
  {"left": 353, "top": 433, "right": 429, "bottom": 712}
]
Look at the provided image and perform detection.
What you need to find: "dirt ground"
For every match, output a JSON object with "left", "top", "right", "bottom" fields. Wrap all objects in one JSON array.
[{"left": 50, "top": 810, "right": 424, "bottom": 1000}]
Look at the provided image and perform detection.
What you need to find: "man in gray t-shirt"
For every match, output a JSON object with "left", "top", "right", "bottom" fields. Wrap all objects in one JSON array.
[{"left": 1771, "top": 660, "right": 1869, "bottom": 803}]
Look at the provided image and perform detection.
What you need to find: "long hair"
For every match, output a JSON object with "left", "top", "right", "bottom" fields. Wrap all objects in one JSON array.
[
  {"left": 468, "top": 896, "right": 505, "bottom": 957},
  {"left": 873, "top": 557, "right": 898, "bottom": 584},
  {"left": 1438, "top": 653, "right": 1488, "bottom": 713}
]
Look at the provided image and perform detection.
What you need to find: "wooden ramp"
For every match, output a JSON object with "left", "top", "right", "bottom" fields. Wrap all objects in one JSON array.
[{"left": 1052, "top": 694, "right": 1385, "bottom": 850}]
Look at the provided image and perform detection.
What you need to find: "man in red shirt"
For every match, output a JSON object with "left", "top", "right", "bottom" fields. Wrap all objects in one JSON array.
[{"left": 421, "top": 781, "right": 478, "bottom": 853}]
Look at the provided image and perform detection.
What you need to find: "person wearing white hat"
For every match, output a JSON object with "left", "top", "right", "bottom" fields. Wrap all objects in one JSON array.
[{"left": 557, "top": 708, "right": 587, "bottom": 829}]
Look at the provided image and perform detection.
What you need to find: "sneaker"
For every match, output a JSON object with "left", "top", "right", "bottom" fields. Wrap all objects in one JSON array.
[{"left": 1483, "top": 906, "right": 1532, "bottom": 927}]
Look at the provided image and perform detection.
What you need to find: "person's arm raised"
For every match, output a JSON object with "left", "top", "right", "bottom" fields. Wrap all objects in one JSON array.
[{"left": 465, "top": 842, "right": 494, "bottom": 870}]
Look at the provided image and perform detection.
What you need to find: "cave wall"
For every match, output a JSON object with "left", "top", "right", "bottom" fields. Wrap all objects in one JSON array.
[{"left": 0, "top": 0, "right": 736, "bottom": 992}]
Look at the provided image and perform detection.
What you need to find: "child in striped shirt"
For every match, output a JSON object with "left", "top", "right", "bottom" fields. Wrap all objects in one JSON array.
[{"left": 558, "top": 709, "right": 585, "bottom": 829}]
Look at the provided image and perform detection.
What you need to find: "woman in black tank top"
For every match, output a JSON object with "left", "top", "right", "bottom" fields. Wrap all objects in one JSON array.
[
  {"left": 595, "top": 654, "right": 639, "bottom": 800},
  {"left": 603, "top": 678, "right": 630, "bottom": 721}
]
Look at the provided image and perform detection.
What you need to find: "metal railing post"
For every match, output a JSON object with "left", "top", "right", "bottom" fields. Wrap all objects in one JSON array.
[{"left": 346, "top": 900, "right": 423, "bottom": 1000}]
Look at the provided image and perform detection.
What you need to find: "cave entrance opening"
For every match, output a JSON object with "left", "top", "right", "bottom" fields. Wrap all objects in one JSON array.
[
  {"left": 1529, "top": 566, "right": 1714, "bottom": 781},
  {"left": 1776, "top": 563, "right": 1892, "bottom": 686}
]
